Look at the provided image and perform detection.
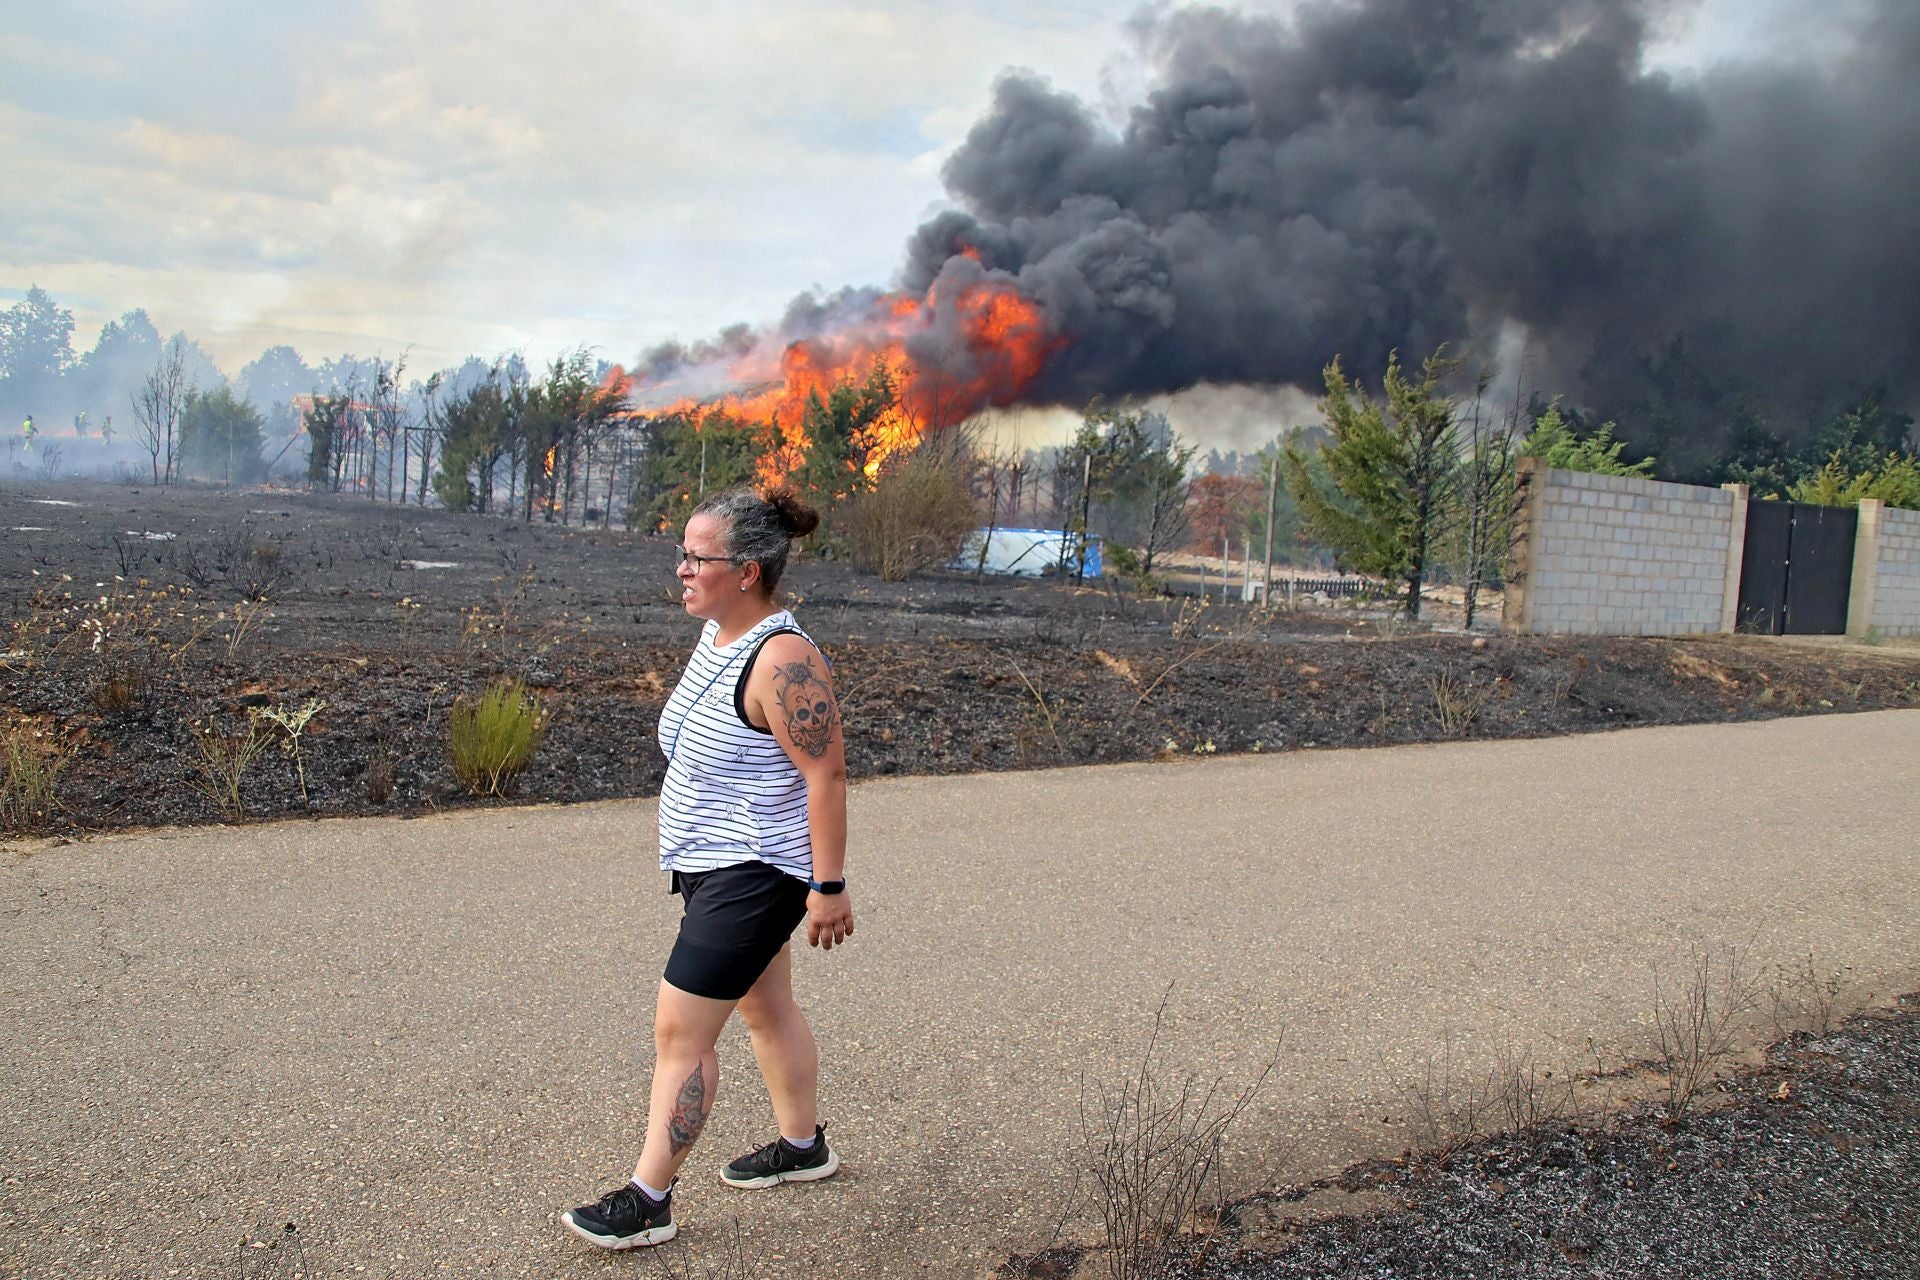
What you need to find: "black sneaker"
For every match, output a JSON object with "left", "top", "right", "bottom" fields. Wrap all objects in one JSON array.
[
  {"left": 720, "top": 1124, "right": 840, "bottom": 1189},
  {"left": 560, "top": 1180, "right": 677, "bottom": 1249}
]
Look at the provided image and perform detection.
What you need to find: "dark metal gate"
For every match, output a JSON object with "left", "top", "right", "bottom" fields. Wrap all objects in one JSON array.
[{"left": 1736, "top": 501, "right": 1857, "bottom": 635}]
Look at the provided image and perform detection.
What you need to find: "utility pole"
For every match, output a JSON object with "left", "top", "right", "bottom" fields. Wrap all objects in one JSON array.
[
  {"left": 1074, "top": 449, "right": 1093, "bottom": 582},
  {"left": 1263, "top": 446, "right": 1278, "bottom": 598}
]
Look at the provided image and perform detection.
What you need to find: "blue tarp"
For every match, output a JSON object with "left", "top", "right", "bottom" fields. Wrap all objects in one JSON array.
[{"left": 952, "top": 527, "right": 1102, "bottom": 578}]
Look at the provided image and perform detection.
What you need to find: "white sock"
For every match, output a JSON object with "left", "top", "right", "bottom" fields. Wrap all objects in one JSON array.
[
  {"left": 781, "top": 1132, "right": 817, "bottom": 1151},
  {"left": 630, "top": 1176, "right": 670, "bottom": 1201}
]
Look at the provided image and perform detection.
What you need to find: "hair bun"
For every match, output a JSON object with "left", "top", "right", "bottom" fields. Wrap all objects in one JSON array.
[{"left": 762, "top": 484, "right": 821, "bottom": 539}]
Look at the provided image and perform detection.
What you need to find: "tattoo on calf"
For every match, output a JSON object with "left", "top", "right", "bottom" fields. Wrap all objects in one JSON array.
[
  {"left": 773, "top": 656, "right": 838, "bottom": 757},
  {"left": 667, "top": 1064, "right": 708, "bottom": 1155}
]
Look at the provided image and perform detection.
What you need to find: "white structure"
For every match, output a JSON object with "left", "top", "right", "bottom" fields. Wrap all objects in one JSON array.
[
  {"left": 1506, "top": 460, "right": 1920, "bottom": 637},
  {"left": 1849, "top": 499, "right": 1920, "bottom": 638},
  {"left": 953, "top": 527, "right": 1102, "bottom": 578}
]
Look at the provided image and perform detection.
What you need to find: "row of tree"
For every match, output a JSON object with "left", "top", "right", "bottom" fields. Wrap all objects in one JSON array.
[{"left": 9, "top": 283, "right": 1913, "bottom": 607}]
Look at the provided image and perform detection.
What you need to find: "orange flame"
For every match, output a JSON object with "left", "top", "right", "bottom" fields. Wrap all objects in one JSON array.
[{"left": 613, "top": 273, "right": 1058, "bottom": 481}]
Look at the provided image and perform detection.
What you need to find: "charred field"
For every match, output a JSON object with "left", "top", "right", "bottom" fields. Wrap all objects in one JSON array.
[{"left": 3, "top": 476, "right": 1919, "bottom": 837}]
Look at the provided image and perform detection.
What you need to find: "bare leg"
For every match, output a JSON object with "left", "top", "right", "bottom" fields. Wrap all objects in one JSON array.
[
  {"left": 633, "top": 980, "right": 736, "bottom": 1188},
  {"left": 735, "top": 946, "right": 820, "bottom": 1138}
]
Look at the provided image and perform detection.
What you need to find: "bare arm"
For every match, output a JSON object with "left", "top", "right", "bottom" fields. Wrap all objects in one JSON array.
[{"left": 748, "top": 634, "right": 852, "bottom": 950}]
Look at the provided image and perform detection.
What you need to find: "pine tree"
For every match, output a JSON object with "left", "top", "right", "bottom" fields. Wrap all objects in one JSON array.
[{"left": 1285, "top": 349, "right": 1459, "bottom": 618}]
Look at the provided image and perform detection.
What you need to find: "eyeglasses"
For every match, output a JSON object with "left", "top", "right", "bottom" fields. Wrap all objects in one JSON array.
[{"left": 674, "top": 545, "right": 736, "bottom": 570}]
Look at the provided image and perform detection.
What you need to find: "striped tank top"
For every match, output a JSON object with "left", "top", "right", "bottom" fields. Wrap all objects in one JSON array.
[{"left": 655, "top": 610, "right": 816, "bottom": 879}]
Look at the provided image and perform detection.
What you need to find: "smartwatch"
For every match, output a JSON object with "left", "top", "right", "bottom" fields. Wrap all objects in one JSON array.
[{"left": 808, "top": 878, "right": 846, "bottom": 895}]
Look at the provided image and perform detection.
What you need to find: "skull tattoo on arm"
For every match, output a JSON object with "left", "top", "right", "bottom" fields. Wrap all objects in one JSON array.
[{"left": 772, "top": 655, "right": 838, "bottom": 758}]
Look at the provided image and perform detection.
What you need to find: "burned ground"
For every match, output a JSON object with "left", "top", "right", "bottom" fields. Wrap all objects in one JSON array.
[
  {"left": 1000, "top": 1000, "right": 1920, "bottom": 1280},
  {"left": 4, "top": 477, "right": 1918, "bottom": 835}
]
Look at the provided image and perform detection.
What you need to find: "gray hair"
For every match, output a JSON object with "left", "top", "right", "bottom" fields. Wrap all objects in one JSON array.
[{"left": 694, "top": 485, "right": 821, "bottom": 596}]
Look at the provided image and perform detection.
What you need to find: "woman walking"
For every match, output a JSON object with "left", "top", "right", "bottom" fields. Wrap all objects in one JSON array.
[{"left": 562, "top": 485, "right": 853, "bottom": 1250}]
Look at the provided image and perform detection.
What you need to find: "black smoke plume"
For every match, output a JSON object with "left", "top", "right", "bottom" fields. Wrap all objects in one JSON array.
[{"left": 902, "top": 0, "right": 1920, "bottom": 474}]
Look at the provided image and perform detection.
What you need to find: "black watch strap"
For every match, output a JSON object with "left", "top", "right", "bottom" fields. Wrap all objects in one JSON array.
[{"left": 808, "top": 878, "right": 846, "bottom": 894}]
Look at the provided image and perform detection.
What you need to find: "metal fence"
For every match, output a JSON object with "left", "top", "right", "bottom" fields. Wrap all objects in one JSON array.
[{"left": 1246, "top": 575, "right": 1387, "bottom": 602}]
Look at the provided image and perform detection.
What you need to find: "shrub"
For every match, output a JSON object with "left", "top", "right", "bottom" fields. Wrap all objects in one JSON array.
[
  {"left": 89, "top": 665, "right": 150, "bottom": 715},
  {"left": 1102, "top": 543, "right": 1162, "bottom": 594},
  {"left": 1652, "top": 945, "right": 1760, "bottom": 1121},
  {"left": 841, "top": 449, "right": 978, "bottom": 581},
  {"left": 1079, "top": 993, "right": 1273, "bottom": 1280},
  {"left": 1, "top": 729, "right": 68, "bottom": 832},
  {"left": 448, "top": 678, "right": 547, "bottom": 796},
  {"left": 364, "top": 752, "right": 396, "bottom": 805}
]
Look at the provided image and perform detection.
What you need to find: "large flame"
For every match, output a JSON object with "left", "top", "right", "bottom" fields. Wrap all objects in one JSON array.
[{"left": 606, "top": 272, "right": 1058, "bottom": 480}]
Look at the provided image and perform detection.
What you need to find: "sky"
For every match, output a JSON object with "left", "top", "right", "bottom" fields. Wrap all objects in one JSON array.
[{"left": 0, "top": 0, "right": 1823, "bottom": 434}]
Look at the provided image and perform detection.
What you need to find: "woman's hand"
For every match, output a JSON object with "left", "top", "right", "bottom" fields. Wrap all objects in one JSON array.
[{"left": 806, "top": 890, "right": 854, "bottom": 951}]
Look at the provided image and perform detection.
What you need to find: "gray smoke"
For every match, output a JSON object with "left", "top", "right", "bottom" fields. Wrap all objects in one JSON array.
[{"left": 903, "top": 0, "right": 1920, "bottom": 473}]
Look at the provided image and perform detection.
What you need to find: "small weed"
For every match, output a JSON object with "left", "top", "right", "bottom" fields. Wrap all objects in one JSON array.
[
  {"left": 257, "top": 698, "right": 326, "bottom": 808},
  {"left": 1169, "top": 596, "right": 1211, "bottom": 640},
  {"left": 1079, "top": 989, "right": 1275, "bottom": 1280},
  {"left": 1402, "top": 1041, "right": 1578, "bottom": 1154},
  {"left": 1766, "top": 951, "right": 1849, "bottom": 1040},
  {"left": 1429, "top": 668, "right": 1493, "bottom": 737},
  {"left": 221, "top": 599, "right": 271, "bottom": 661},
  {"left": 1553, "top": 652, "right": 1589, "bottom": 704},
  {"left": 448, "top": 678, "right": 547, "bottom": 797},
  {"left": 395, "top": 596, "right": 424, "bottom": 648},
  {"left": 189, "top": 711, "right": 273, "bottom": 822},
  {"left": 1, "top": 729, "right": 70, "bottom": 832},
  {"left": 1010, "top": 661, "right": 1062, "bottom": 753},
  {"left": 1369, "top": 687, "right": 1392, "bottom": 737},
  {"left": 1651, "top": 945, "right": 1759, "bottom": 1122},
  {"left": 364, "top": 751, "right": 396, "bottom": 805},
  {"left": 89, "top": 665, "right": 150, "bottom": 715},
  {"left": 1135, "top": 638, "right": 1231, "bottom": 709},
  {"left": 643, "top": 1215, "right": 750, "bottom": 1280},
  {"left": 458, "top": 569, "right": 543, "bottom": 657}
]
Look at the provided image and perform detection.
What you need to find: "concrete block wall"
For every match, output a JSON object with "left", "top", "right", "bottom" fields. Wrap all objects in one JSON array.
[
  {"left": 1848, "top": 500, "right": 1920, "bottom": 638},
  {"left": 1506, "top": 459, "right": 1739, "bottom": 636}
]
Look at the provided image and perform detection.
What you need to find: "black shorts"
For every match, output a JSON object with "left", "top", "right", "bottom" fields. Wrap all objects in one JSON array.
[{"left": 663, "top": 860, "right": 810, "bottom": 1001}]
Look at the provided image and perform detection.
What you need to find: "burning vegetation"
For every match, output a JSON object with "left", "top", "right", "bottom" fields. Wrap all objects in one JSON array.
[{"left": 613, "top": 262, "right": 1058, "bottom": 482}]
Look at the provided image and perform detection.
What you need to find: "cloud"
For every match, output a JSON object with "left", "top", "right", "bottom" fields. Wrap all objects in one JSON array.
[
  {"left": 10, "top": 0, "right": 1860, "bottom": 475},
  {"left": 0, "top": 0, "right": 1150, "bottom": 375}
]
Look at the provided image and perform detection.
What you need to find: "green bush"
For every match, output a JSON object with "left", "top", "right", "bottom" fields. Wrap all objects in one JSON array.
[
  {"left": 1102, "top": 543, "right": 1163, "bottom": 594},
  {"left": 841, "top": 448, "right": 979, "bottom": 581},
  {"left": 1, "top": 729, "right": 68, "bottom": 833},
  {"left": 1789, "top": 451, "right": 1920, "bottom": 510},
  {"left": 449, "top": 678, "right": 547, "bottom": 796}
]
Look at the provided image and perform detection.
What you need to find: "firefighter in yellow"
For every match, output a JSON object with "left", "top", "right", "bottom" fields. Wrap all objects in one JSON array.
[{"left": 20, "top": 414, "right": 33, "bottom": 450}]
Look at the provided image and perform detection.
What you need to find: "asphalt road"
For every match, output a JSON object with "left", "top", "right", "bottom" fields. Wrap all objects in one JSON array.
[{"left": 4, "top": 710, "right": 1917, "bottom": 1279}]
